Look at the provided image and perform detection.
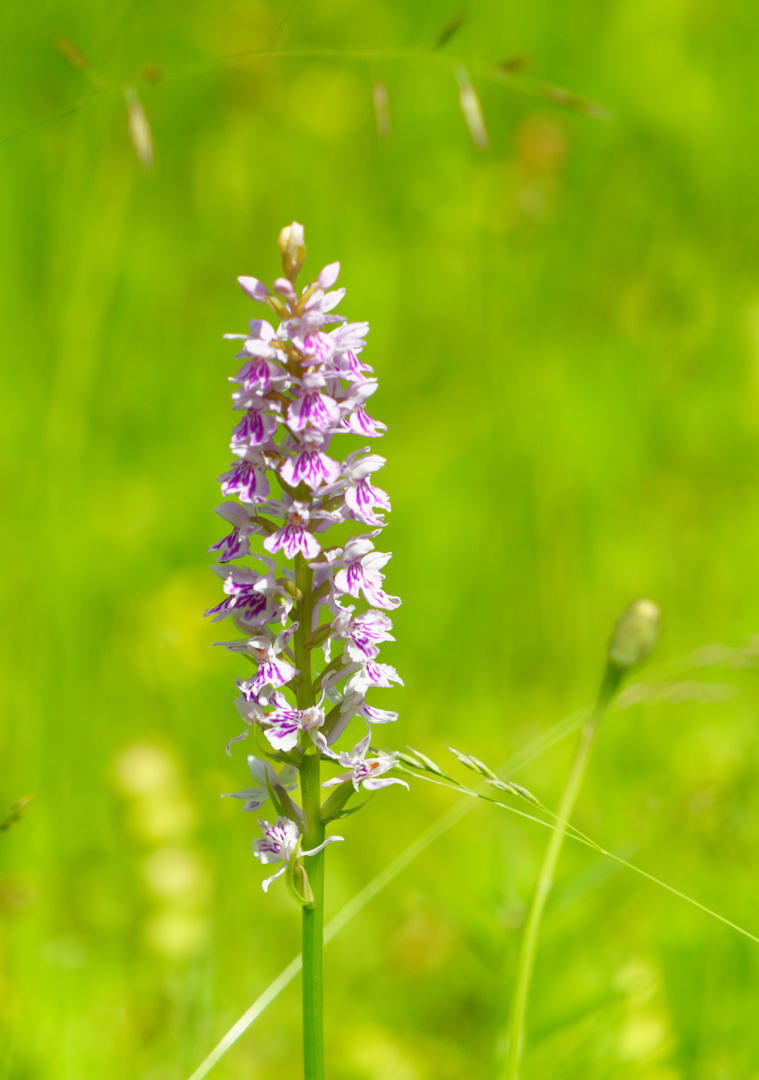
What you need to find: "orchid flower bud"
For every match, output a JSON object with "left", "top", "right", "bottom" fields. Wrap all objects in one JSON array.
[{"left": 278, "top": 221, "right": 307, "bottom": 281}]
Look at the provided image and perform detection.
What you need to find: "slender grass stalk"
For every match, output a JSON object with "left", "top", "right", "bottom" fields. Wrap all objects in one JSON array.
[
  {"left": 503, "top": 667, "right": 621, "bottom": 1080},
  {"left": 293, "top": 554, "right": 325, "bottom": 1080},
  {"left": 1, "top": 45, "right": 609, "bottom": 149},
  {"left": 503, "top": 598, "right": 659, "bottom": 1080}
]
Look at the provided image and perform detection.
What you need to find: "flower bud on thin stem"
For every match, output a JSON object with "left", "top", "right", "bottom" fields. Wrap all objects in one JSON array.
[
  {"left": 598, "top": 598, "right": 661, "bottom": 706},
  {"left": 503, "top": 599, "right": 660, "bottom": 1080},
  {"left": 607, "top": 597, "right": 661, "bottom": 669}
]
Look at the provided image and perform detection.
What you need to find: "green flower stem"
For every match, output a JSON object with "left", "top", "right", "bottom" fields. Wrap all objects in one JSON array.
[
  {"left": 294, "top": 554, "right": 326, "bottom": 1080},
  {"left": 503, "top": 663, "right": 624, "bottom": 1080},
  {"left": 301, "top": 754, "right": 325, "bottom": 1080}
]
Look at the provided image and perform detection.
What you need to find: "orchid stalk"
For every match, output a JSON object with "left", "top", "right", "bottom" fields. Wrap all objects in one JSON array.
[{"left": 206, "top": 223, "right": 406, "bottom": 1080}]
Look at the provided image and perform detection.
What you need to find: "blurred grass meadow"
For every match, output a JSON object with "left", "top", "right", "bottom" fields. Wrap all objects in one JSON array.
[{"left": 3, "top": 0, "right": 759, "bottom": 1077}]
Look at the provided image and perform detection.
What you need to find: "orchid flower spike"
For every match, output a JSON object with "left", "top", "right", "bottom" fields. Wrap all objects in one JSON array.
[{"left": 206, "top": 223, "right": 405, "bottom": 895}]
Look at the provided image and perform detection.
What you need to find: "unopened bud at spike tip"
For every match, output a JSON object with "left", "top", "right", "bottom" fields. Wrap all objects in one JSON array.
[
  {"left": 608, "top": 598, "right": 661, "bottom": 670},
  {"left": 278, "top": 221, "right": 306, "bottom": 282}
]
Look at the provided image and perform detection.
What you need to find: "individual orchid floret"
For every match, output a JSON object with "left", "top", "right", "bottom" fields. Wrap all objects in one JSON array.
[
  {"left": 336, "top": 376, "right": 386, "bottom": 438},
  {"left": 264, "top": 500, "right": 321, "bottom": 560},
  {"left": 341, "top": 403, "right": 387, "bottom": 439},
  {"left": 231, "top": 625, "right": 299, "bottom": 695},
  {"left": 345, "top": 660, "right": 404, "bottom": 694},
  {"left": 259, "top": 693, "right": 326, "bottom": 752},
  {"left": 297, "top": 284, "right": 346, "bottom": 323},
  {"left": 280, "top": 430, "right": 341, "bottom": 490},
  {"left": 209, "top": 502, "right": 264, "bottom": 562},
  {"left": 226, "top": 321, "right": 289, "bottom": 395},
  {"left": 287, "top": 372, "right": 341, "bottom": 433},
  {"left": 252, "top": 816, "right": 343, "bottom": 892},
  {"left": 282, "top": 288, "right": 347, "bottom": 353},
  {"left": 329, "top": 349, "right": 373, "bottom": 385},
  {"left": 321, "top": 734, "right": 409, "bottom": 793},
  {"left": 205, "top": 563, "right": 283, "bottom": 626},
  {"left": 230, "top": 397, "right": 280, "bottom": 450},
  {"left": 224, "top": 316, "right": 277, "bottom": 347},
  {"left": 300, "top": 330, "right": 336, "bottom": 365},
  {"left": 328, "top": 607, "right": 395, "bottom": 663},
  {"left": 218, "top": 448, "right": 270, "bottom": 505},
  {"left": 222, "top": 756, "right": 299, "bottom": 812},
  {"left": 325, "top": 450, "right": 391, "bottom": 527},
  {"left": 308, "top": 285, "right": 346, "bottom": 314},
  {"left": 283, "top": 312, "right": 331, "bottom": 353},
  {"left": 326, "top": 537, "right": 401, "bottom": 610},
  {"left": 233, "top": 354, "right": 287, "bottom": 395},
  {"left": 338, "top": 374, "right": 382, "bottom": 417},
  {"left": 328, "top": 320, "right": 369, "bottom": 357}
]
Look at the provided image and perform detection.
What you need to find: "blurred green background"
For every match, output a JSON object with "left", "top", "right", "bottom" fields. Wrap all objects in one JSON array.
[{"left": 3, "top": 1, "right": 759, "bottom": 1077}]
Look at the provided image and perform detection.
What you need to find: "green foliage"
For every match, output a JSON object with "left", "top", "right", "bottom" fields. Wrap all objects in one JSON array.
[{"left": 2, "top": 1, "right": 759, "bottom": 1078}]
